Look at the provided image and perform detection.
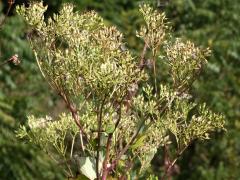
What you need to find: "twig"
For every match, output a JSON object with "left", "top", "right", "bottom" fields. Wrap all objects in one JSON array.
[
  {"left": 0, "top": 0, "right": 15, "bottom": 29},
  {"left": 102, "top": 103, "right": 123, "bottom": 180},
  {"left": 59, "top": 92, "right": 89, "bottom": 146},
  {"left": 152, "top": 54, "right": 158, "bottom": 92},
  {"left": 112, "top": 118, "right": 145, "bottom": 168},
  {"left": 0, "top": 54, "right": 20, "bottom": 68},
  {"left": 161, "top": 146, "right": 188, "bottom": 180},
  {"left": 70, "top": 134, "right": 76, "bottom": 158},
  {"left": 109, "top": 43, "right": 149, "bottom": 169},
  {"left": 96, "top": 96, "right": 107, "bottom": 179},
  {"left": 139, "top": 42, "right": 148, "bottom": 70}
]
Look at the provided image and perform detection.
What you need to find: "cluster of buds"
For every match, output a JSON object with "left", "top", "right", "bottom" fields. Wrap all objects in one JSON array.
[
  {"left": 0, "top": 54, "right": 20, "bottom": 67},
  {"left": 8, "top": 54, "right": 20, "bottom": 65}
]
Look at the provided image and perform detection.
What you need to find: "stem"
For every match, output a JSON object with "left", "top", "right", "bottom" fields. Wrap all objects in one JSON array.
[
  {"left": 77, "top": 92, "right": 92, "bottom": 112},
  {"left": 60, "top": 92, "right": 89, "bottom": 147},
  {"left": 140, "top": 42, "right": 148, "bottom": 70},
  {"left": 152, "top": 51, "right": 157, "bottom": 92},
  {"left": 0, "top": 0, "right": 14, "bottom": 29},
  {"left": 102, "top": 103, "right": 123, "bottom": 180},
  {"left": 153, "top": 58, "right": 157, "bottom": 92},
  {"left": 101, "top": 135, "right": 112, "bottom": 180},
  {"left": 113, "top": 119, "right": 145, "bottom": 168},
  {"left": 161, "top": 146, "right": 188, "bottom": 180},
  {"left": 79, "top": 131, "right": 85, "bottom": 152},
  {"left": 107, "top": 41, "right": 148, "bottom": 172},
  {"left": 96, "top": 96, "right": 106, "bottom": 179},
  {"left": 163, "top": 145, "right": 170, "bottom": 179},
  {"left": 70, "top": 134, "right": 76, "bottom": 158},
  {"left": 36, "top": 49, "right": 89, "bottom": 153},
  {"left": 119, "top": 159, "right": 134, "bottom": 179},
  {"left": 0, "top": 54, "right": 18, "bottom": 68},
  {"left": 64, "top": 157, "right": 73, "bottom": 178}
]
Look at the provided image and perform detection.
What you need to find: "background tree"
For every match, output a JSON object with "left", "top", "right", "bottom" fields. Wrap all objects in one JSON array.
[{"left": 0, "top": 1, "right": 64, "bottom": 179}]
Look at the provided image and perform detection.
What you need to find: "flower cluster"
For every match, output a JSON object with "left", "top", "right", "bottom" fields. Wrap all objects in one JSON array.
[{"left": 16, "top": 2, "right": 225, "bottom": 179}]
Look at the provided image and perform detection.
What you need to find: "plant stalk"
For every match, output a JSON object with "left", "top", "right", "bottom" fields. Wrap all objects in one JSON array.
[
  {"left": 113, "top": 119, "right": 145, "bottom": 169},
  {"left": 161, "top": 146, "right": 188, "bottom": 180},
  {"left": 96, "top": 96, "right": 106, "bottom": 179},
  {"left": 102, "top": 103, "right": 123, "bottom": 179}
]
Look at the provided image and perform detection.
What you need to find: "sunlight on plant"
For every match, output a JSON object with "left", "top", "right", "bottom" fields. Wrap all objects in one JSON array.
[{"left": 16, "top": 2, "right": 225, "bottom": 179}]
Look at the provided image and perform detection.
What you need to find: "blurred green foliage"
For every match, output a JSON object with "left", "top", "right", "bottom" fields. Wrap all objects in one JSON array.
[
  {"left": 164, "top": 0, "right": 240, "bottom": 179},
  {"left": 0, "top": 2, "right": 64, "bottom": 179},
  {"left": 1, "top": 0, "right": 240, "bottom": 179}
]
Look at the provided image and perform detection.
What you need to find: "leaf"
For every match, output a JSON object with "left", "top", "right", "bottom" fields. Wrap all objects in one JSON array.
[
  {"left": 77, "top": 152, "right": 104, "bottom": 180},
  {"left": 130, "top": 135, "right": 146, "bottom": 150},
  {"left": 105, "top": 124, "right": 115, "bottom": 134},
  {"left": 139, "top": 148, "right": 157, "bottom": 173},
  {"left": 78, "top": 157, "right": 97, "bottom": 180}
]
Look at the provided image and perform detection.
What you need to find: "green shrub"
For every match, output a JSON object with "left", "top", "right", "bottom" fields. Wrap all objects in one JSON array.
[{"left": 15, "top": 2, "right": 225, "bottom": 179}]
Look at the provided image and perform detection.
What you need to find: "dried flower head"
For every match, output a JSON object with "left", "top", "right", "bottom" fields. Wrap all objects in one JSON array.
[
  {"left": 16, "top": 2, "right": 225, "bottom": 179},
  {"left": 9, "top": 54, "right": 20, "bottom": 65}
]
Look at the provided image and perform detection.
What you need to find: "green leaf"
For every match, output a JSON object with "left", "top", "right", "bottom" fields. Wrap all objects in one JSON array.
[
  {"left": 105, "top": 124, "right": 115, "bottom": 134},
  {"left": 130, "top": 135, "right": 146, "bottom": 150}
]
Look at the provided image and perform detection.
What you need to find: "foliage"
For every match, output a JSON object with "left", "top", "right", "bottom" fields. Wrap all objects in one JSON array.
[
  {"left": 0, "top": 2, "right": 64, "bottom": 179},
  {"left": 163, "top": 0, "right": 240, "bottom": 179},
  {"left": 16, "top": 2, "right": 225, "bottom": 179}
]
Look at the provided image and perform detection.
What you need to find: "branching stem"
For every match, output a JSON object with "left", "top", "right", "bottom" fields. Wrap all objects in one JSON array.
[
  {"left": 96, "top": 96, "right": 107, "bottom": 179},
  {"left": 59, "top": 92, "right": 89, "bottom": 147},
  {"left": 161, "top": 146, "right": 188, "bottom": 180},
  {"left": 102, "top": 103, "right": 123, "bottom": 180},
  {"left": 113, "top": 118, "right": 145, "bottom": 168},
  {"left": 0, "top": 0, "right": 14, "bottom": 29}
]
